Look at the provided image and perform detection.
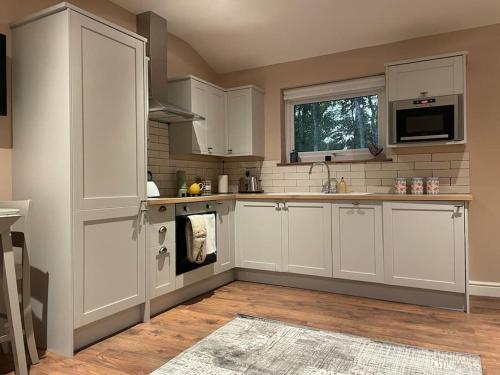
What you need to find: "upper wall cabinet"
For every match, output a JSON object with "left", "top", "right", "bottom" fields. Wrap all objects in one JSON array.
[
  {"left": 226, "top": 86, "right": 265, "bottom": 157},
  {"left": 168, "top": 76, "right": 265, "bottom": 158},
  {"left": 386, "top": 54, "right": 465, "bottom": 101},
  {"left": 168, "top": 77, "right": 226, "bottom": 155}
]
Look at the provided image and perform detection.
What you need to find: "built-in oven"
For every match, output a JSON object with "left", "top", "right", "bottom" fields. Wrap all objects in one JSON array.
[
  {"left": 390, "top": 94, "right": 464, "bottom": 144},
  {"left": 175, "top": 202, "right": 217, "bottom": 275}
]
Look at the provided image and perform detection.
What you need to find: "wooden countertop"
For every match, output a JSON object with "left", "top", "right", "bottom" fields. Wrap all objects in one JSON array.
[{"left": 147, "top": 193, "right": 472, "bottom": 205}]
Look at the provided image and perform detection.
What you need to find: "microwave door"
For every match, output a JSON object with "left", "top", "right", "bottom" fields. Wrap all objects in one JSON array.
[{"left": 396, "top": 105, "right": 455, "bottom": 143}]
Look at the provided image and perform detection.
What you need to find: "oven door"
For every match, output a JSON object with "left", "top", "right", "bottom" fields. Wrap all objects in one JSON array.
[
  {"left": 175, "top": 212, "right": 217, "bottom": 275},
  {"left": 392, "top": 95, "right": 461, "bottom": 143}
]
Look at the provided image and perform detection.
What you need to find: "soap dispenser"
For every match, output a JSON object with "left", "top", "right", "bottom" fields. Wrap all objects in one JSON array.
[{"left": 338, "top": 177, "right": 347, "bottom": 193}]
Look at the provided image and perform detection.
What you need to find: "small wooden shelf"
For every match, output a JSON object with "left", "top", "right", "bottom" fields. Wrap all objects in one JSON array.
[{"left": 277, "top": 156, "right": 393, "bottom": 166}]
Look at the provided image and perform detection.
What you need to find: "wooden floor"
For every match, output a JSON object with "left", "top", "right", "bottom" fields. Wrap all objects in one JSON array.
[{"left": 1, "top": 281, "right": 499, "bottom": 374}]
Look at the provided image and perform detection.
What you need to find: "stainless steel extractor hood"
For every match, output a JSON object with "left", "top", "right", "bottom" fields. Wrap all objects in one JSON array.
[{"left": 137, "top": 11, "right": 204, "bottom": 124}]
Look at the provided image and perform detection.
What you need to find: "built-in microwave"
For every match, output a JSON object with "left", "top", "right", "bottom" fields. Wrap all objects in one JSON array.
[{"left": 390, "top": 94, "right": 464, "bottom": 144}]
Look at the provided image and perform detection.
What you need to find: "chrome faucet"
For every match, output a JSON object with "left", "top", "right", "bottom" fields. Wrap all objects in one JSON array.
[{"left": 309, "top": 162, "right": 337, "bottom": 193}]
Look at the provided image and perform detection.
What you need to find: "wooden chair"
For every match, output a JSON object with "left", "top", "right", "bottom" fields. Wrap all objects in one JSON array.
[{"left": 0, "top": 201, "right": 39, "bottom": 365}]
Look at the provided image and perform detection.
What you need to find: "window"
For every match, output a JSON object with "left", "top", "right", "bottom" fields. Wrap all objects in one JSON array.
[{"left": 284, "top": 76, "right": 385, "bottom": 162}]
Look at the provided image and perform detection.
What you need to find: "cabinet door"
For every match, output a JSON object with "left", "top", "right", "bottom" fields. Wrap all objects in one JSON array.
[
  {"left": 149, "top": 205, "right": 176, "bottom": 298},
  {"left": 73, "top": 207, "right": 146, "bottom": 328},
  {"left": 383, "top": 202, "right": 465, "bottom": 293},
  {"left": 207, "top": 87, "right": 226, "bottom": 155},
  {"left": 70, "top": 11, "right": 146, "bottom": 211},
  {"left": 235, "top": 200, "right": 282, "bottom": 271},
  {"left": 387, "top": 56, "right": 464, "bottom": 101},
  {"left": 215, "top": 200, "right": 235, "bottom": 274},
  {"left": 226, "top": 89, "right": 252, "bottom": 155},
  {"left": 332, "top": 201, "right": 383, "bottom": 282},
  {"left": 70, "top": 12, "right": 147, "bottom": 327},
  {"left": 190, "top": 80, "right": 209, "bottom": 154},
  {"left": 282, "top": 201, "right": 332, "bottom": 277}
]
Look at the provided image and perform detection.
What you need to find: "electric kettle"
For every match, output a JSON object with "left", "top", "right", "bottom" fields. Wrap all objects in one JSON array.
[
  {"left": 147, "top": 171, "right": 160, "bottom": 198},
  {"left": 239, "top": 171, "right": 263, "bottom": 193}
]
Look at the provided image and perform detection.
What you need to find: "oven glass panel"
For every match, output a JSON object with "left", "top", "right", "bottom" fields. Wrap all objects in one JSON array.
[
  {"left": 176, "top": 213, "right": 217, "bottom": 275},
  {"left": 396, "top": 105, "right": 454, "bottom": 142}
]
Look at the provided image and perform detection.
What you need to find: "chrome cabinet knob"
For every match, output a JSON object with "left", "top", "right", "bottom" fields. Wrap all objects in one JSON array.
[
  {"left": 159, "top": 226, "right": 167, "bottom": 233},
  {"left": 159, "top": 246, "right": 169, "bottom": 255}
]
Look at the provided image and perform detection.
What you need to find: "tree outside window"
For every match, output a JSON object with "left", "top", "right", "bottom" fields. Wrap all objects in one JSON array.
[{"left": 294, "top": 95, "right": 378, "bottom": 152}]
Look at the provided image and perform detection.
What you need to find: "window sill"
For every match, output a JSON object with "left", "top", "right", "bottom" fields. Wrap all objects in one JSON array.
[{"left": 277, "top": 155, "right": 393, "bottom": 166}]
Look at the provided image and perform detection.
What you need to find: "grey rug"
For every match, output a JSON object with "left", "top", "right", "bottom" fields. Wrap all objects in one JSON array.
[{"left": 152, "top": 314, "right": 482, "bottom": 375}]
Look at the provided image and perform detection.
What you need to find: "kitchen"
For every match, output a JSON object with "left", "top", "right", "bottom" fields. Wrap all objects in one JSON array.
[{"left": 0, "top": 1, "right": 498, "bottom": 374}]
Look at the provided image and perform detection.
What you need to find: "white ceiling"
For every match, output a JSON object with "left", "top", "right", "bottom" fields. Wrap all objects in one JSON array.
[{"left": 111, "top": 0, "right": 500, "bottom": 73}]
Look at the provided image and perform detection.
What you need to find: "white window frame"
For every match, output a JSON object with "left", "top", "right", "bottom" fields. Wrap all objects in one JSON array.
[{"left": 284, "top": 75, "right": 386, "bottom": 163}]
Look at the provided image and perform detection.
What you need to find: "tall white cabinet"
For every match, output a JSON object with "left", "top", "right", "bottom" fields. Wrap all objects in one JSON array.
[{"left": 12, "top": 4, "right": 146, "bottom": 356}]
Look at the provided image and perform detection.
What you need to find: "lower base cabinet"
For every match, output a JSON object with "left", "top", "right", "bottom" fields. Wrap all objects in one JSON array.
[
  {"left": 283, "top": 201, "right": 332, "bottom": 277},
  {"left": 236, "top": 200, "right": 332, "bottom": 277},
  {"left": 148, "top": 204, "right": 176, "bottom": 298},
  {"left": 332, "top": 201, "right": 384, "bottom": 283},
  {"left": 215, "top": 200, "right": 235, "bottom": 274},
  {"left": 235, "top": 200, "right": 283, "bottom": 271},
  {"left": 73, "top": 206, "right": 146, "bottom": 328},
  {"left": 382, "top": 201, "right": 466, "bottom": 293}
]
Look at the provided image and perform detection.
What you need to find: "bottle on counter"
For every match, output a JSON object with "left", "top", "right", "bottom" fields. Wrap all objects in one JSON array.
[{"left": 338, "top": 177, "right": 347, "bottom": 193}]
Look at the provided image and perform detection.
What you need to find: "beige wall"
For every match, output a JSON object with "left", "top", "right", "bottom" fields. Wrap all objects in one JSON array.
[
  {"left": 0, "top": 0, "right": 216, "bottom": 200},
  {"left": 1, "top": 2, "right": 499, "bottom": 283},
  {"left": 218, "top": 24, "right": 500, "bottom": 283}
]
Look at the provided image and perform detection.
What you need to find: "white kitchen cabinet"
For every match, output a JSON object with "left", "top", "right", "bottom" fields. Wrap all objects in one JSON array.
[
  {"left": 208, "top": 87, "right": 227, "bottom": 155},
  {"left": 383, "top": 202, "right": 466, "bottom": 293},
  {"left": 226, "top": 86, "right": 265, "bottom": 157},
  {"left": 12, "top": 4, "right": 147, "bottom": 354},
  {"left": 282, "top": 201, "right": 332, "bottom": 277},
  {"left": 215, "top": 200, "right": 235, "bottom": 273},
  {"left": 70, "top": 11, "right": 146, "bottom": 328},
  {"left": 235, "top": 200, "right": 283, "bottom": 272},
  {"left": 387, "top": 54, "right": 465, "bottom": 101},
  {"left": 168, "top": 76, "right": 226, "bottom": 155},
  {"left": 148, "top": 205, "right": 176, "bottom": 298},
  {"left": 332, "top": 201, "right": 384, "bottom": 283}
]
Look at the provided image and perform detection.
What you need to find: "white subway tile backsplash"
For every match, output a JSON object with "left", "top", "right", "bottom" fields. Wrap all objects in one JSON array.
[
  {"left": 415, "top": 161, "right": 450, "bottom": 170},
  {"left": 452, "top": 177, "right": 470, "bottom": 185},
  {"left": 147, "top": 121, "right": 470, "bottom": 196},
  {"left": 273, "top": 179, "right": 297, "bottom": 187},
  {"left": 365, "top": 170, "right": 398, "bottom": 179},
  {"left": 451, "top": 160, "right": 470, "bottom": 169},
  {"left": 382, "top": 162, "right": 414, "bottom": 171},
  {"left": 432, "top": 152, "right": 469, "bottom": 161},
  {"left": 435, "top": 169, "right": 469, "bottom": 178},
  {"left": 396, "top": 153, "right": 432, "bottom": 162},
  {"left": 364, "top": 163, "right": 382, "bottom": 171},
  {"left": 397, "top": 169, "right": 432, "bottom": 178}
]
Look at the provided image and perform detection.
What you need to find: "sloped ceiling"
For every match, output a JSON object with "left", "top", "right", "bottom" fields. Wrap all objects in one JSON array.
[{"left": 111, "top": 0, "right": 500, "bottom": 73}]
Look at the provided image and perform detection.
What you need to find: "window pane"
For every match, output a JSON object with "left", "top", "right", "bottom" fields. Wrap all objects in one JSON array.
[{"left": 294, "top": 95, "right": 378, "bottom": 152}]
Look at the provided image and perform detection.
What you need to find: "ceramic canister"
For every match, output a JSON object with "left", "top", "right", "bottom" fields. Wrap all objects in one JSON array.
[
  {"left": 218, "top": 175, "right": 228, "bottom": 193},
  {"left": 426, "top": 177, "right": 440, "bottom": 195},
  {"left": 411, "top": 177, "right": 424, "bottom": 195},
  {"left": 394, "top": 177, "right": 407, "bottom": 194}
]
